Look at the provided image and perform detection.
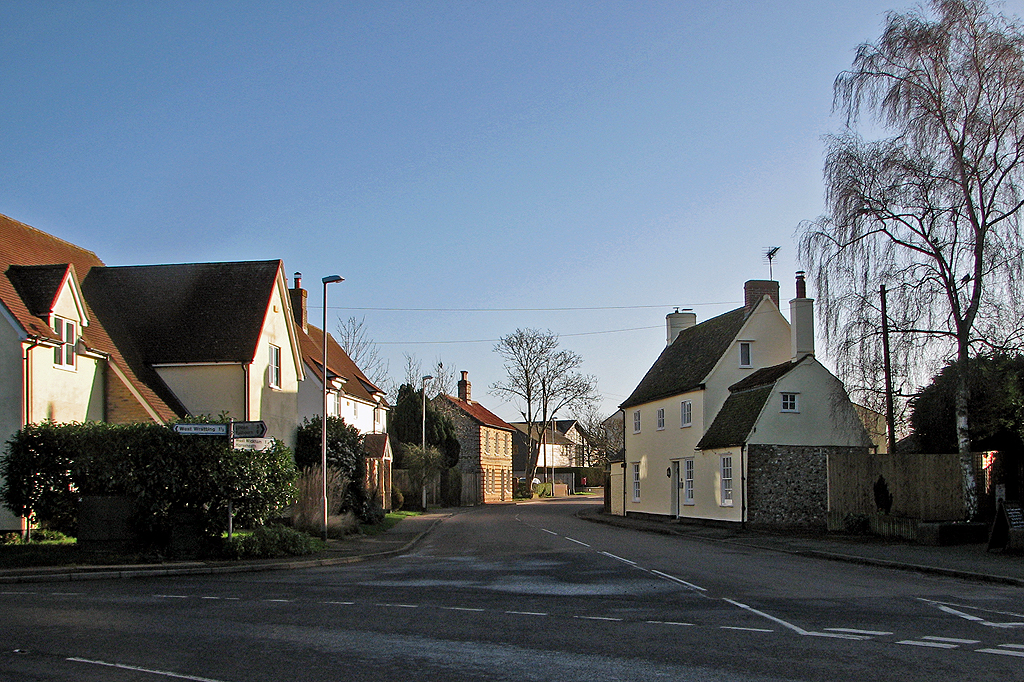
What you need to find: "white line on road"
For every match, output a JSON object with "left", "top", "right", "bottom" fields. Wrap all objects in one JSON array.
[
  {"left": 976, "top": 648, "right": 1024, "bottom": 658},
  {"left": 378, "top": 603, "right": 418, "bottom": 608},
  {"left": 722, "top": 599, "right": 868, "bottom": 640},
  {"left": 564, "top": 537, "right": 590, "bottom": 547},
  {"left": 50, "top": 592, "right": 83, "bottom": 596},
  {"left": 506, "top": 611, "right": 549, "bottom": 616},
  {"left": 541, "top": 529, "right": 558, "bottom": 535},
  {"left": 825, "top": 628, "right": 892, "bottom": 636},
  {"left": 645, "top": 620, "right": 694, "bottom": 626},
  {"left": 443, "top": 606, "right": 485, "bottom": 612},
  {"left": 922, "top": 636, "right": 981, "bottom": 644},
  {"left": 575, "top": 616, "right": 624, "bottom": 622},
  {"left": 935, "top": 604, "right": 986, "bottom": 621},
  {"left": 264, "top": 599, "right": 292, "bottom": 603},
  {"left": 323, "top": 601, "right": 355, "bottom": 605},
  {"left": 650, "top": 569, "right": 707, "bottom": 592},
  {"left": 67, "top": 657, "right": 228, "bottom": 682},
  {"left": 720, "top": 626, "right": 775, "bottom": 633},
  {"left": 1, "top": 591, "right": 37, "bottom": 595},
  {"left": 154, "top": 595, "right": 189, "bottom": 599},
  {"left": 599, "top": 551, "right": 637, "bottom": 565},
  {"left": 1000, "top": 643, "right": 1024, "bottom": 649},
  {"left": 201, "top": 597, "right": 221, "bottom": 600},
  {"left": 897, "top": 640, "right": 959, "bottom": 649}
]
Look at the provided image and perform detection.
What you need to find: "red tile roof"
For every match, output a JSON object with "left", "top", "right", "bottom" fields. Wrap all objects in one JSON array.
[
  {"left": 298, "top": 323, "right": 385, "bottom": 406},
  {"left": 437, "top": 394, "right": 514, "bottom": 431},
  {"left": 0, "top": 213, "right": 182, "bottom": 421}
]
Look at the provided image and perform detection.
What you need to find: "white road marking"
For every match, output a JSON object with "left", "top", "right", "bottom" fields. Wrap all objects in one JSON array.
[
  {"left": 541, "top": 529, "right": 558, "bottom": 535},
  {"left": 920, "top": 598, "right": 1024, "bottom": 620},
  {"left": 2, "top": 591, "right": 37, "bottom": 595},
  {"left": 443, "top": 606, "right": 485, "bottom": 612},
  {"left": 564, "top": 537, "right": 590, "bottom": 547},
  {"left": 264, "top": 599, "right": 292, "bottom": 603},
  {"left": 825, "top": 628, "right": 892, "bottom": 636},
  {"left": 378, "top": 603, "right": 418, "bottom": 608},
  {"left": 920, "top": 598, "right": 1024, "bottom": 628},
  {"left": 976, "top": 648, "right": 1024, "bottom": 658},
  {"left": 323, "top": 601, "right": 355, "bottom": 605},
  {"left": 201, "top": 597, "right": 221, "bottom": 600},
  {"left": 50, "top": 592, "right": 82, "bottom": 596},
  {"left": 935, "top": 604, "right": 985, "bottom": 622},
  {"left": 645, "top": 620, "right": 694, "bottom": 626},
  {"left": 154, "top": 595, "right": 189, "bottom": 599},
  {"left": 999, "top": 643, "right": 1024, "bottom": 649},
  {"left": 599, "top": 551, "right": 637, "bottom": 566},
  {"left": 575, "top": 615, "right": 623, "bottom": 622},
  {"left": 720, "top": 626, "right": 774, "bottom": 633},
  {"left": 649, "top": 569, "right": 707, "bottom": 592},
  {"left": 506, "top": 611, "right": 548, "bottom": 616},
  {"left": 897, "top": 640, "right": 958, "bottom": 649},
  {"left": 67, "top": 657, "right": 228, "bottom": 682},
  {"left": 722, "top": 599, "right": 867, "bottom": 640},
  {"left": 922, "top": 636, "right": 980, "bottom": 644}
]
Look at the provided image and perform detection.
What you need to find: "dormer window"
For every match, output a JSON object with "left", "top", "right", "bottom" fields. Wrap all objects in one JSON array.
[
  {"left": 53, "top": 316, "right": 76, "bottom": 369},
  {"left": 739, "top": 341, "right": 752, "bottom": 368}
]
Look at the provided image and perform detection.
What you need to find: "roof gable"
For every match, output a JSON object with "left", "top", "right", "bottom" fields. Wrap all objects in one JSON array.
[
  {"left": 298, "top": 323, "right": 385, "bottom": 406},
  {"left": 696, "top": 385, "right": 773, "bottom": 450},
  {"left": 7, "top": 264, "right": 70, "bottom": 318},
  {"left": 620, "top": 307, "right": 748, "bottom": 409}
]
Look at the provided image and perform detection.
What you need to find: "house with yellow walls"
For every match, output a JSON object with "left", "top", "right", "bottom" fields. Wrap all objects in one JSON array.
[
  {"left": 615, "top": 276, "right": 870, "bottom": 528},
  {"left": 0, "top": 214, "right": 307, "bottom": 533}
]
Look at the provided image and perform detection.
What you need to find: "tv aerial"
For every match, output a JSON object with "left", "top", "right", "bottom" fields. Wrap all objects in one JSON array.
[{"left": 763, "top": 246, "right": 780, "bottom": 280}]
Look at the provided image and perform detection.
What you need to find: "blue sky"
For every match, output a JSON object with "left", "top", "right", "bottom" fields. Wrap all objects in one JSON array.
[{"left": 5, "top": 1, "right": 1021, "bottom": 421}]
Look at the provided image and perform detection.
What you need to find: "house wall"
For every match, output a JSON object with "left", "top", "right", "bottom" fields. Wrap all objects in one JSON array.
[
  {"left": 155, "top": 364, "right": 245, "bottom": 420},
  {"left": 608, "top": 462, "right": 625, "bottom": 516},
  {"left": 0, "top": 321, "right": 25, "bottom": 531},
  {"left": 677, "top": 447, "right": 746, "bottom": 524},
  {"left": 623, "top": 297, "right": 793, "bottom": 520},
  {"left": 748, "top": 360, "right": 870, "bottom": 449},
  {"left": 297, "top": 370, "right": 384, "bottom": 435},
  {"left": 435, "top": 399, "right": 513, "bottom": 504},
  {"left": 746, "top": 444, "right": 835, "bottom": 527},
  {"left": 252, "top": 278, "right": 301, "bottom": 447}
]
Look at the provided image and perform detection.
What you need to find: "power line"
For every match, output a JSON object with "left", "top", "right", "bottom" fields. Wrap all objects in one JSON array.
[
  {"left": 376, "top": 324, "right": 664, "bottom": 345},
  {"left": 332, "top": 302, "right": 739, "bottom": 313}
]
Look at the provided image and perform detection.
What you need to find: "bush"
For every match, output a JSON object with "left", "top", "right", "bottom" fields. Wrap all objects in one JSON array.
[
  {"left": 1, "top": 419, "right": 299, "bottom": 547},
  {"left": 391, "top": 487, "right": 404, "bottom": 512},
  {"left": 222, "top": 525, "right": 324, "bottom": 559}
]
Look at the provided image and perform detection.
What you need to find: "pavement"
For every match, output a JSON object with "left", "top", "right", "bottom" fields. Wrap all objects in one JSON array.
[{"left": 2, "top": 501, "right": 1022, "bottom": 587}]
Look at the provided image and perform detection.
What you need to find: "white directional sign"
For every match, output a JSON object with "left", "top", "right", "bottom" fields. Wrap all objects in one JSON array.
[
  {"left": 174, "top": 423, "right": 228, "bottom": 436},
  {"left": 232, "top": 437, "right": 273, "bottom": 451},
  {"left": 230, "top": 421, "right": 267, "bottom": 439}
]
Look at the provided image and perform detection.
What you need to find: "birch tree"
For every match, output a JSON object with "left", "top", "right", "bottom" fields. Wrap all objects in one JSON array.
[{"left": 799, "top": 0, "right": 1024, "bottom": 518}]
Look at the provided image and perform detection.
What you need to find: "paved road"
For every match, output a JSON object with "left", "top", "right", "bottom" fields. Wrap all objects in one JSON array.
[{"left": 2, "top": 499, "right": 1022, "bottom": 681}]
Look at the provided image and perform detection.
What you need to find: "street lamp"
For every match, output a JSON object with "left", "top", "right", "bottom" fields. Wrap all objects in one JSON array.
[
  {"left": 421, "top": 374, "right": 433, "bottom": 509},
  {"left": 321, "top": 274, "right": 344, "bottom": 541}
]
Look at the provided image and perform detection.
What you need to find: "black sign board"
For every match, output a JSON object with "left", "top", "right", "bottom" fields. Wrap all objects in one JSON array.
[{"left": 988, "top": 501, "right": 1024, "bottom": 550}]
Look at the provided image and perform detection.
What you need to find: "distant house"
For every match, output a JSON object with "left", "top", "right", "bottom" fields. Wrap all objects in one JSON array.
[
  {"left": 288, "top": 274, "right": 388, "bottom": 435},
  {"left": 362, "top": 432, "right": 394, "bottom": 512},
  {"left": 510, "top": 419, "right": 586, "bottom": 477},
  {"left": 614, "top": 276, "right": 870, "bottom": 527},
  {"left": 434, "top": 372, "right": 515, "bottom": 504}
]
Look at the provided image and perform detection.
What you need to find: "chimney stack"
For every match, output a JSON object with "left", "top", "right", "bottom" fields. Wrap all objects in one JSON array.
[
  {"left": 666, "top": 308, "right": 697, "bottom": 345},
  {"left": 744, "top": 280, "right": 780, "bottom": 314},
  {"left": 790, "top": 271, "right": 814, "bottom": 360},
  {"left": 289, "top": 272, "right": 308, "bottom": 333},
  {"left": 458, "top": 371, "right": 471, "bottom": 402}
]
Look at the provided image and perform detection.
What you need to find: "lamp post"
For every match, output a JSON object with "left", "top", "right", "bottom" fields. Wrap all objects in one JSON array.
[
  {"left": 421, "top": 374, "right": 433, "bottom": 509},
  {"left": 321, "top": 275, "right": 344, "bottom": 541}
]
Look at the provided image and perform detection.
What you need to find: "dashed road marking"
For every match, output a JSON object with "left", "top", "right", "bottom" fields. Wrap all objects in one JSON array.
[
  {"left": 922, "top": 636, "right": 980, "bottom": 644},
  {"left": 575, "top": 615, "right": 623, "bottom": 622},
  {"left": 826, "top": 628, "right": 892, "bottom": 636},
  {"left": 154, "top": 595, "right": 189, "bottom": 599},
  {"left": 506, "top": 611, "right": 548, "bottom": 616},
  {"left": 645, "top": 620, "right": 694, "bottom": 627},
  {"left": 720, "top": 626, "right": 774, "bottom": 633},
  {"left": 323, "top": 601, "right": 355, "bottom": 605},
  {"left": 67, "top": 657, "right": 226, "bottom": 682},
  {"left": 976, "top": 647, "right": 1024, "bottom": 658},
  {"left": 598, "top": 551, "right": 637, "bottom": 566},
  {"left": 564, "top": 537, "right": 590, "bottom": 547},
  {"left": 541, "top": 529, "right": 558, "bottom": 535},
  {"left": 650, "top": 569, "right": 707, "bottom": 592},
  {"left": 898, "top": 640, "right": 959, "bottom": 649},
  {"left": 723, "top": 599, "right": 868, "bottom": 640},
  {"left": 377, "top": 603, "right": 418, "bottom": 608},
  {"left": 443, "top": 606, "right": 485, "bottom": 612}
]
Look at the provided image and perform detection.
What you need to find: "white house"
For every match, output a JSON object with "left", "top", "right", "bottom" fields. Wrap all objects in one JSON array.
[{"left": 615, "top": 276, "right": 870, "bottom": 527}]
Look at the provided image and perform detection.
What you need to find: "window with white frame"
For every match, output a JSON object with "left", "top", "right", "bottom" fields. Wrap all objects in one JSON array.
[
  {"left": 53, "top": 316, "right": 76, "bottom": 369},
  {"left": 781, "top": 392, "right": 799, "bottom": 412},
  {"left": 633, "top": 410, "right": 641, "bottom": 433},
  {"left": 269, "top": 344, "right": 281, "bottom": 388},
  {"left": 632, "top": 463, "right": 641, "bottom": 501},
  {"left": 720, "top": 456, "right": 733, "bottom": 506},
  {"left": 656, "top": 408, "right": 665, "bottom": 430},
  {"left": 680, "top": 400, "right": 692, "bottom": 427},
  {"left": 684, "top": 458, "right": 694, "bottom": 505},
  {"left": 739, "top": 342, "right": 752, "bottom": 368}
]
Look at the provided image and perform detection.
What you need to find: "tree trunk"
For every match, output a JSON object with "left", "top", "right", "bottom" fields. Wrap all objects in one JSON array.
[{"left": 955, "top": 353, "right": 978, "bottom": 520}]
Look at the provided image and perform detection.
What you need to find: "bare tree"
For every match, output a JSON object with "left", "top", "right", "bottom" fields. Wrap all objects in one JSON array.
[
  {"left": 397, "top": 354, "right": 456, "bottom": 399},
  {"left": 490, "top": 329, "right": 598, "bottom": 483},
  {"left": 570, "top": 403, "right": 614, "bottom": 467},
  {"left": 336, "top": 316, "right": 390, "bottom": 389},
  {"left": 798, "top": 0, "right": 1024, "bottom": 518}
]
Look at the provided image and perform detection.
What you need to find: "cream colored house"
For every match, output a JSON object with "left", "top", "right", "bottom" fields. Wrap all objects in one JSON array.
[{"left": 617, "top": 276, "right": 870, "bottom": 527}]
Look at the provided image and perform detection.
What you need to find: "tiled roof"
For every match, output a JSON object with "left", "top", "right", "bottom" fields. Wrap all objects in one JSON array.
[
  {"left": 696, "top": 359, "right": 805, "bottom": 450},
  {"left": 510, "top": 422, "right": 574, "bottom": 446},
  {"left": 696, "top": 385, "right": 773, "bottom": 450},
  {"left": 82, "top": 261, "right": 281, "bottom": 364},
  {"left": 0, "top": 213, "right": 182, "bottom": 421},
  {"left": 620, "top": 307, "right": 748, "bottom": 409},
  {"left": 6, "top": 264, "right": 69, "bottom": 318},
  {"left": 298, "top": 323, "right": 385, "bottom": 406},
  {"left": 362, "top": 432, "right": 390, "bottom": 459},
  {"left": 436, "top": 394, "right": 514, "bottom": 431}
]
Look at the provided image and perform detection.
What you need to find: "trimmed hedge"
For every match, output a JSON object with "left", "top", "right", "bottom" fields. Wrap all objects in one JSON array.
[{"left": 1, "top": 419, "right": 298, "bottom": 544}]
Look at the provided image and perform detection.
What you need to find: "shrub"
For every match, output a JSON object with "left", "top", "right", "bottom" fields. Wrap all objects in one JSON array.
[
  {"left": 222, "top": 525, "right": 324, "bottom": 559},
  {"left": 390, "top": 487, "right": 404, "bottom": 512}
]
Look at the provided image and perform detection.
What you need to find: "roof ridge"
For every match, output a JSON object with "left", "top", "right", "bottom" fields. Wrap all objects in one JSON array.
[{"left": 0, "top": 212, "right": 104, "bottom": 263}]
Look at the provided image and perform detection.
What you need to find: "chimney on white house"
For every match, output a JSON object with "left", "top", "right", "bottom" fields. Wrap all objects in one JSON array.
[
  {"left": 790, "top": 271, "right": 814, "bottom": 360},
  {"left": 289, "top": 272, "right": 308, "bottom": 333},
  {"left": 458, "top": 371, "right": 471, "bottom": 402},
  {"left": 744, "top": 279, "right": 780, "bottom": 314},
  {"left": 666, "top": 308, "right": 697, "bottom": 345}
]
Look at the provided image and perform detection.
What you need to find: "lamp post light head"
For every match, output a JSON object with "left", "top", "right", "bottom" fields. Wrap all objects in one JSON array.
[
  {"left": 322, "top": 275, "right": 344, "bottom": 285},
  {"left": 422, "top": 375, "right": 434, "bottom": 382}
]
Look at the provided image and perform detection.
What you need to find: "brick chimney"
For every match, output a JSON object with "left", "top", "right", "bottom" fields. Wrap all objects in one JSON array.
[
  {"left": 744, "top": 279, "right": 780, "bottom": 314},
  {"left": 289, "top": 272, "right": 308, "bottom": 333},
  {"left": 790, "top": 271, "right": 814, "bottom": 360},
  {"left": 458, "top": 371, "right": 471, "bottom": 402}
]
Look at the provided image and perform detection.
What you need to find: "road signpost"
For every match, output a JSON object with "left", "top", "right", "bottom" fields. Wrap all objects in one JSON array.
[
  {"left": 173, "top": 423, "right": 228, "bottom": 436},
  {"left": 229, "top": 421, "right": 267, "bottom": 439},
  {"left": 232, "top": 437, "right": 273, "bottom": 451}
]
